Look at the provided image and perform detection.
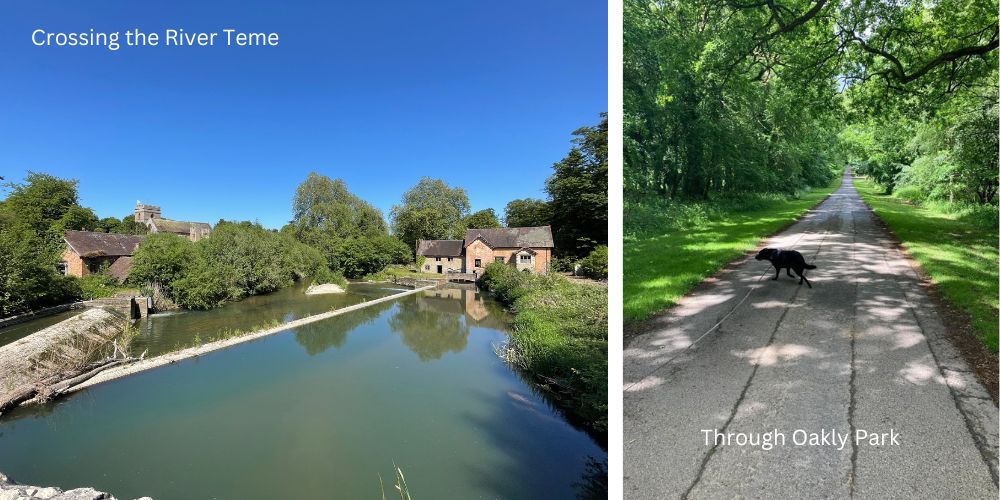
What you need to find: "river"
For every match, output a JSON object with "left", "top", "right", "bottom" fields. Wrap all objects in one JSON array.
[{"left": 0, "top": 282, "right": 606, "bottom": 499}]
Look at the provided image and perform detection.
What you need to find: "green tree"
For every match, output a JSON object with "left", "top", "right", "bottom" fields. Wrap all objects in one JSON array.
[
  {"left": 114, "top": 215, "right": 149, "bottom": 235},
  {"left": 463, "top": 208, "right": 500, "bottom": 229},
  {"left": 289, "top": 172, "right": 387, "bottom": 263},
  {"left": 54, "top": 206, "right": 100, "bottom": 232},
  {"left": 2, "top": 172, "right": 80, "bottom": 234},
  {"left": 503, "top": 198, "right": 551, "bottom": 228},
  {"left": 547, "top": 114, "right": 608, "bottom": 257},
  {"left": 390, "top": 177, "right": 470, "bottom": 251},
  {"left": 128, "top": 232, "right": 196, "bottom": 294}
]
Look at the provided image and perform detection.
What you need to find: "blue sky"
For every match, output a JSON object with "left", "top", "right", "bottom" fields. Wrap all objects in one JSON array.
[{"left": 0, "top": 1, "right": 607, "bottom": 229}]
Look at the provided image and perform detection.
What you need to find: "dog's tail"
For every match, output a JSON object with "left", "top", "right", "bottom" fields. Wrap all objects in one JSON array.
[{"left": 804, "top": 264, "right": 817, "bottom": 269}]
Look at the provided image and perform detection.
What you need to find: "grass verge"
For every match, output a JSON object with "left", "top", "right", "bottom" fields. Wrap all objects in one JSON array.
[
  {"left": 478, "top": 263, "right": 607, "bottom": 442},
  {"left": 624, "top": 178, "right": 841, "bottom": 322},
  {"left": 854, "top": 177, "right": 998, "bottom": 352}
]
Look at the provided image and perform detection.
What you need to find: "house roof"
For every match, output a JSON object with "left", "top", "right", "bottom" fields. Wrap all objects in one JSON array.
[
  {"left": 416, "top": 239, "right": 464, "bottom": 257},
  {"left": 150, "top": 218, "right": 211, "bottom": 235},
  {"left": 464, "top": 226, "right": 554, "bottom": 249},
  {"left": 64, "top": 231, "right": 145, "bottom": 258},
  {"left": 107, "top": 256, "right": 133, "bottom": 281}
]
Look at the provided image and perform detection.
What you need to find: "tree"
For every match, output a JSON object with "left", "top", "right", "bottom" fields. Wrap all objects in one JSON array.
[
  {"left": 1, "top": 172, "right": 80, "bottom": 234},
  {"left": 128, "top": 233, "right": 196, "bottom": 294},
  {"left": 0, "top": 220, "right": 79, "bottom": 316},
  {"left": 114, "top": 215, "right": 148, "bottom": 235},
  {"left": 53, "top": 206, "right": 100, "bottom": 232},
  {"left": 950, "top": 108, "right": 999, "bottom": 204},
  {"left": 547, "top": 114, "right": 608, "bottom": 258},
  {"left": 503, "top": 198, "right": 551, "bottom": 228},
  {"left": 390, "top": 177, "right": 470, "bottom": 251},
  {"left": 463, "top": 208, "right": 500, "bottom": 229},
  {"left": 288, "top": 172, "right": 387, "bottom": 263}
]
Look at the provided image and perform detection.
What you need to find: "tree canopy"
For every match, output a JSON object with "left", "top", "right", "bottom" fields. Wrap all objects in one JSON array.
[
  {"left": 625, "top": 0, "right": 997, "bottom": 203},
  {"left": 390, "top": 177, "right": 471, "bottom": 251}
]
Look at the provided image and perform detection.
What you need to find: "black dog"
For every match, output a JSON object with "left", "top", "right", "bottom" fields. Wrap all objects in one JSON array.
[{"left": 754, "top": 248, "right": 816, "bottom": 288}]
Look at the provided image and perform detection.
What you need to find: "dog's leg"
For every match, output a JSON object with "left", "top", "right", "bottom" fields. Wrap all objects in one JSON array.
[
  {"left": 786, "top": 267, "right": 795, "bottom": 277},
  {"left": 795, "top": 267, "right": 812, "bottom": 288},
  {"left": 773, "top": 267, "right": 780, "bottom": 280}
]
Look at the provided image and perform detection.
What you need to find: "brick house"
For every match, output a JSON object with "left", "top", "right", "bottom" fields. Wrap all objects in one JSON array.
[
  {"left": 135, "top": 202, "right": 211, "bottom": 241},
  {"left": 62, "top": 230, "right": 146, "bottom": 281},
  {"left": 416, "top": 226, "right": 554, "bottom": 275}
]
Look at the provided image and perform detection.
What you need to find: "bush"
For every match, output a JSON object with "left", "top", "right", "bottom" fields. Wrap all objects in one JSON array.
[
  {"left": 76, "top": 270, "right": 120, "bottom": 300},
  {"left": 893, "top": 185, "right": 927, "bottom": 204},
  {"left": 577, "top": 245, "right": 608, "bottom": 279},
  {"left": 0, "top": 221, "right": 80, "bottom": 316},
  {"left": 128, "top": 233, "right": 195, "bottom": 293},
  {"left": 479, "top": 262, "right": 608, "bottom": 436}
]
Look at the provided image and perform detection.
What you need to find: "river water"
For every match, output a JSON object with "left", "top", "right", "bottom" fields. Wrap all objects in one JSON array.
[{"left": 0, "top": 283, "right": 606, "bottom": 499}]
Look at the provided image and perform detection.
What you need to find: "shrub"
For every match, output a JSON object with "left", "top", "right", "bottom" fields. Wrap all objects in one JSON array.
[
  {"left": 76, "top": 270, "right": 120, "bottom": 300},
  {"left": 479, "top": 262, "right": 608, "bottom": 436},
  {"left": 128, "top": 233, "right": 195, "bottom": 294},
  {"left": 577, "top": 245, "right": 608, "bottom": 279},
  {"left": 893, "top": 185, "right": 927, "bottom": 204}
]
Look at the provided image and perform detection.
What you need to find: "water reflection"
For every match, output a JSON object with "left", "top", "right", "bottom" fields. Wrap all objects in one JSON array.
[
  {"left": 292, "top": 300, "right": 394, "bottom": 355},
  {"left": 388, "top": 287, "right": 509, "bottom": 361}
]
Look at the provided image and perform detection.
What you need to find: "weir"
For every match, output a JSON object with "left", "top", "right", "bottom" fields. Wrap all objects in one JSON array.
[{"left": 64, "top": 285, "right": 435, "bottom": 395}]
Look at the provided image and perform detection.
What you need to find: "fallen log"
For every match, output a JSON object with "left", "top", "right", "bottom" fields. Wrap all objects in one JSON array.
[{"left": 0, "top": 357, "right": 132, "bottom": 416}]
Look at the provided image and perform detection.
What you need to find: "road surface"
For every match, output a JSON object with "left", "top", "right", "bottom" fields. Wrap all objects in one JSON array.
[{"left": 624, "top": 170, "right": 998, "bottom": 498}]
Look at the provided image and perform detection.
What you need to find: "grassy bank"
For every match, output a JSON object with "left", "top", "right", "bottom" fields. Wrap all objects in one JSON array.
[
  {"left": 624, "top": 177, "right": 841, "bottom": 322},
  {"left": 478, "top": 263, "right": 607, "bottom": 440},
  {"left": 854, "top": 177, "right": 999, "bottom": 352}
]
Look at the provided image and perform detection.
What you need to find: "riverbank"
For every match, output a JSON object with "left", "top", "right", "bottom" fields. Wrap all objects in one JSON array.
[
  {"left": 478, "top": 263, "right": 608, "bottom": 442},
  {"left": 623, "top": 175, "right": 841, "bottom": 322},
  {"left": 62, "top": 285, "right": 434, "bottom": 396}
]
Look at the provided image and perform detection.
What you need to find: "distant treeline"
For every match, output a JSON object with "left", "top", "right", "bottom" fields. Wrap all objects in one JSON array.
[{"left": 0, "top": 113, "right": 608, "bottom": 315}]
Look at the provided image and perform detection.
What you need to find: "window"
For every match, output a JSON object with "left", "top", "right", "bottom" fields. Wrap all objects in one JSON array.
[
  {"left": 448, "top": 257, "right": 452, "bottom": 262},
  {"left": 57, "top": 262, "right": 68, "bottom": 275},
  {"left": 495, "top": 256, "right": 504, "bottom": 263},
  {"left": 474, "top": 258, "right": 482, "bottom": 267},
  {"left": 520, "top": 254, "right": 532, "bottom": 262},
  {"left": 436, "top": 257, "right": 441, "bottom": 262},
  {"left": 424, "top": 265, "right": 430, "bottom": 271}
]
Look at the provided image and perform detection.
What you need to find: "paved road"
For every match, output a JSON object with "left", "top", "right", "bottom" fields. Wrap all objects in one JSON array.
[{"left": 624, "top": 170, "right": 998, "bottom": 499}]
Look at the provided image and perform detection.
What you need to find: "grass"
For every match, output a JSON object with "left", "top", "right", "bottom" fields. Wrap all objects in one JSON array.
[
  {"left": 854, "top": 177, "right": 999, "bottom": 352},
  {"left": 478, "top": 263, "right": 607, "bottom": 441},
  {"left": 623, "top": 177, "right": 842, "bottom": 322}
]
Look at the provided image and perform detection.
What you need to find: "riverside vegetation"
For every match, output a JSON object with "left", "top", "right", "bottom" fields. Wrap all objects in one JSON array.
[{"left": 479, "top": 262, "right": 608, "bottom": 439}]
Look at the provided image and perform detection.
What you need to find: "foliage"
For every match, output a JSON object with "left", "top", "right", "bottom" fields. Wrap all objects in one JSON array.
[
  {"left": 76, "top": 270, "right": 121, "bottom": 300},
  {"left": 503, "top": 198, "right": 551, "bottom": 228},
  {"left": 1, "top": 172, "right": 80, "bottom": 234},
  {"left": 479, "top": 262, "right": 608, "bottom": 437},
  {"left": 390, "top": 177, "right": 470, "bottom": 251},
  {"left": 855, "top": 178, "right": 998, "bottom": 351},
  {"left": 577, "top": 245, "right": 608, "bottom": 280},
  {"left": 53, "top": 205, "right": 100, "bottom": 233},
  {"left": 131, "top": 221, "right": 339, "bottom": 310},
  {"left": 463, "top": 208, "right": 500, "bottom": 229},
  {"left": 128, "top": 233, "right": 196, "bottom": 295},
  {"left": 114, "top": 214, "right": 149, "bottom": 235},
  {"left": 546, "top": 114, "right": 608, "bottom": 258},
  {"left": 0, "top": 218, "right": 79, "bottom": 316},
  {"left": 333, "top": 235, "right": 410, "bottom": 280},
  {"left": 287, "top": 172, "right": 388, "bottom": 264}
]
